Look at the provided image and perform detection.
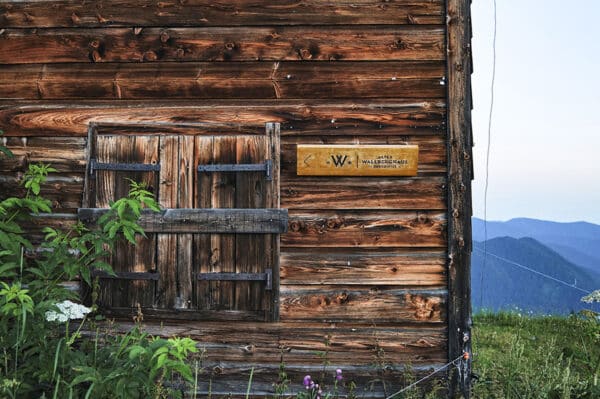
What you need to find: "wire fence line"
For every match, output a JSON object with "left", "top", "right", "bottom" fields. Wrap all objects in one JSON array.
[
  {"left": 384, "top": 355, "right": 468, "bottom": 399},
  {"left": 473, "top": 247, "right": 592, "bottom": 295}
]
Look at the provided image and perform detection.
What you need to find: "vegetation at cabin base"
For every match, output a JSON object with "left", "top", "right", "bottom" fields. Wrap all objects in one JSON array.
[
  {"left": 471, "top": 312, "right": 600, "bottom": 399},
  {"left": 0, "top": 159, "right": 198, "bottom": 398}
]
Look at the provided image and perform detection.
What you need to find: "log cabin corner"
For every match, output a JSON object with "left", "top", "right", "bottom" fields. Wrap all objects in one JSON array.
[{"left": 0, "top": 0, "right": 473, "bottom": 397}]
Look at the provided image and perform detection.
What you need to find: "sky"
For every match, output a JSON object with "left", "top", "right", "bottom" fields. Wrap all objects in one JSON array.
[{"left": 471, "top": 0, "right": 600, "bottom": 224}]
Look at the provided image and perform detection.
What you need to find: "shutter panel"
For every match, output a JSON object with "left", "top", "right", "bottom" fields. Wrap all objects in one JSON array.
[
  {"left": 81, "top": 123, "right": 283, "bottom": 321},
  {"left": 90, "top": 134, "right": 160, "bottom": 309}
]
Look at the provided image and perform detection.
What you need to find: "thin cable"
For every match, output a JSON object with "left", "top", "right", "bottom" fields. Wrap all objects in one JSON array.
[
  {"left": 480, "top": 0, "right": 498, "bottom": 309},
  {"left": 474, "top": 247, "right": 592, "bottom": 295},
  {"left": 385, "top": 355, "right": 464, "bottom": 399}
]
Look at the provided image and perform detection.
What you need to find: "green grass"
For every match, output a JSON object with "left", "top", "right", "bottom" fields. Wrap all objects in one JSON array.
[{"left": 471, "top": 312, "right": 600, "bottom": 398}]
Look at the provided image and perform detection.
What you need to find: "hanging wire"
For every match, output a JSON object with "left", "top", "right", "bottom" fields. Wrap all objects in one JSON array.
[
  {"left": 474, "top": 247, "right": 592, "bottom": 295},
  {"left": 384, "top": 355, "right": 466, "bottom": 399},
  {"left": 479, "top": 0, "right": 498, "bottom": 309}
]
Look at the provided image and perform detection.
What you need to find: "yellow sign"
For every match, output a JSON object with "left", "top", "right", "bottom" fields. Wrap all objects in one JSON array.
[{"left": 297, "top": 145, "right": 419, "bottom": 176}]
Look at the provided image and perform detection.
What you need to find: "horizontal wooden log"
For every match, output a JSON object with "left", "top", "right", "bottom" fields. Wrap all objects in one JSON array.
[
  {"left": 99, "top": 320, "right": 446, "bottom": 365},
  {"left": 283, "top": 211, "right": 446, "bottom": 248},
  {"left": 281, "top": 251, "right": 446, "bottom": 286},
  {"left": 78, "top": 208, "right": 289, "bottom": 233},
  {"left": 0, "top": 62, "right": 446, "bottom": 100},
  {"left": 0, "top": 175, "right": 83, "bottom": 211},
  {"left": 282, "top": 177, "right": 446, "bottom": 210},
  {"left": 0, "top": 0, "right": 444, "bottom": 28},
  {"left": 0, "top": 26, "right": 445, "bottom": 64},
  {"left": 0, "top": 100, "right": 446, "bottom": 137},
  {"left": 280, "top": 286, "right": 446, "bottom": 323}
]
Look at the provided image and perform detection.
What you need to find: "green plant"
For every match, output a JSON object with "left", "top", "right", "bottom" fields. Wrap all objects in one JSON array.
[
  {"left": 0, "top": 131, "right": 12, "bottom": 158},
  {"left": 0, "top": 162, "right": 198, "bottom": 398},
  {"left": 472, "top": 311, "right": 600, "bottom": 398}
]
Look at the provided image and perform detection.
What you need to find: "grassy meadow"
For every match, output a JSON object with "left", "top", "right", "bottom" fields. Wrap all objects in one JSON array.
[{"left": 470, "top": 312, "right": 600, "bottom": 399}]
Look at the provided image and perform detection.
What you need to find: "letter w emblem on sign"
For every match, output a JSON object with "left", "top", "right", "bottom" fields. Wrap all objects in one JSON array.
[{"left": 330, "top": 154, "right": 349, "bottom": 167}]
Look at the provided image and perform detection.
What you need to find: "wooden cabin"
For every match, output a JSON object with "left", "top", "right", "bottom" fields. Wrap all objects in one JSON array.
[{"left": 0, "top": 0, "right": 473, "bottom": 397}]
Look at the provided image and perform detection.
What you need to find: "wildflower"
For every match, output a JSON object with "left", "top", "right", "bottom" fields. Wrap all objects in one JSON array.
[
  {"left": 303, "top": 375, "right": 312, "bottom": 389},
  {"left": 335, "top": 368, "right": 343, "bottom": 381},
  {"left": 45, "top": 300, "right": 91, "bottom": 323}
]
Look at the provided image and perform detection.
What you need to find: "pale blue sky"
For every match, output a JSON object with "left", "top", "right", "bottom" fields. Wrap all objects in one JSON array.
[{"left": 471, "top": 1, "right": 600, "bottom": 224}]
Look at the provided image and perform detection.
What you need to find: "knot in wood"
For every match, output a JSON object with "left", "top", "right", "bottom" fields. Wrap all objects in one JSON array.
[
  {"left": 336, "top": 291, "right": 349, "bottom": 304},
  {"left": 452, "top": 209, "right": 460, "bottom": 218},
  {"left": 417, "top": 213, "right": 428, "bottom": 223},
  {"left": 326, "top": 217, "right": 343, "bottom": 229},
  {"left": 212, "top": 365, "right": 223, "bottom": 375},
  {"left": 240, "top": 344, "right": 255, "bottom": 354},
  {"left": 89, "top": 40, "right": 100, "bottom": 49},
  {"left": 224, "top": 42, "right": 236, "bottom": 51},
  {"left": 390, "top": 39, "right": 407, "bottom": 50},
  {"left": 299, "top": 48, "right": 313, "bottom": 60},
  {"left": 160, "top": 31, "right": 170, "bottom": 43},
  {"left": 90, "top": 50, "right": 102, "bottom": 63},
  {"left": 288, "top": 220, "right": 303, "bottom": 232},
  {"left": 144, "top": 51, "right": 158, "bottom": 61},
  {"left": 133, "top": 27, "right": 143, "bottom": 35},
  {"left": 175, "top": 48, "right": 185, "bottom": 58},
  {"left": 71, "top": 13, "right": 81, "bottom": 24}
]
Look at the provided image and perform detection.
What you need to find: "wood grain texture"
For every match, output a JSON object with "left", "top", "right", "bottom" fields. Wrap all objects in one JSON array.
[
  {"left": 0, "top": 62, "right": 445, "bottom": 100},
  {"left": 0, "top": 0, "right": 444, "bottom": 28},
  {"left": 283, "top": 211, "right": 446, "bottom": 248},
  {"left": 280, "top": 251, "right": 446, "bottom": 286},
  {"left": 0, "top": 26, "right": 445, "bottom": 64},
  {"left": 281, "top": 176, "right": 446, "bottom": 210},
  {"left": 447, "top": 0, "right": 473, "bottom": 396},
  {"left": 280, "top": 286, "right": 446, "bottom": 323},
  {"left": 78, "top": 208, "right": 288, "bottom": 233},
  {"left": 0, "top": 100, "right": 446, "bottom": 137},
  {"left": 101, "top": 320, "right": 446, "bottom": 364}
]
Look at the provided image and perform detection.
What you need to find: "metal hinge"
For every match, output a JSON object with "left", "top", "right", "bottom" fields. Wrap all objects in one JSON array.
[{"left": 197, "top": 160, "right": 273, "bottom": 180}]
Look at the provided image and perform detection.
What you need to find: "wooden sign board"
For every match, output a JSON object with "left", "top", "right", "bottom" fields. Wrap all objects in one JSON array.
[{"left": 297, "top": 145, "right": 419, "bottom": 176}]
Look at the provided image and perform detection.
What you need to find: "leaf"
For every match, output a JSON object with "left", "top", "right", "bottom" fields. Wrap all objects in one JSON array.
[{"left": 123, "top": 227, "right": 135, "bottom": 244}]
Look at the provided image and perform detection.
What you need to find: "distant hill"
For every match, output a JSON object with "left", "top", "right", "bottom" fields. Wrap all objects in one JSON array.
[
  {"left": 472, "top": 236, "right": 600, "bottom": 314},
  {"left": 472, "top": 217, "right": 600, "bottom": 275}
]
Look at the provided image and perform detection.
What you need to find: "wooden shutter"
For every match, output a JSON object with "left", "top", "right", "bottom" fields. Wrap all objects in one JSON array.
[
  {"left": 80, "top": 123, "right": 283, "bottom": 321},
  {"left": 194, "top": 130, "right": 280, "bottom": 321}
]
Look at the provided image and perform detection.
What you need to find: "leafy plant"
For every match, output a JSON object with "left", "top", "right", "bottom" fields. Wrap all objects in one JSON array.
[{"left": 0, "top": 162, "right": 198, "bottom": 398}]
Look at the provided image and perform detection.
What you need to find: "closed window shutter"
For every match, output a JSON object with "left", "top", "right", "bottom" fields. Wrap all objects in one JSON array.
[{"left": 80, "top": 123, "right": 284, "bottom": 321}]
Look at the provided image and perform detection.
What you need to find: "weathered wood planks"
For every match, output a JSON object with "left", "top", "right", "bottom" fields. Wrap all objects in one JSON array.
[
  {"left": 0, "top": 101, "right": 446, "bottom": 137},
  {"left": 0, "top": 0, "right": 475, "bottom": 394},
  {"left": 281, "top": 251, "right": 446, "bottom": 286},
  {"left": 447, "top": 0, "right": 474, "bottom": 395},
  {"left": 0, "top": 62, "right": 445, "bottom": 100},
  {"left": 0, "top": 0, "right": 445, "bottom": 28},
  {"left": 78, "top": 208, "right": 289, "bottom": 233},
  {"left": 0, "top": 26, "right": 445, "bottom": 64},
  {"left": 284, "top": 211, "right": 446, "bottom": 248},
  {"left": 280, "top": 286, "right": 446, "bottom": 323}
]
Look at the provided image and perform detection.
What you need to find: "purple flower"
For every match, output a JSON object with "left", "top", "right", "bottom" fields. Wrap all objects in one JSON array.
[
  {"left": 335, "top": 368, "right": 343, "bottom": 381},
  {"left": 303, "top": 375, "right": 312, "bottom": 387}
]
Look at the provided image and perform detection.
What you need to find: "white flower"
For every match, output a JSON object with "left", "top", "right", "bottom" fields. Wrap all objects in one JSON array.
[
  {"left": 45, "top": 300, "right": 91, "bottom": 323},
  {"left": 581, "top": 290, "right": 600, "bottom": 304}
]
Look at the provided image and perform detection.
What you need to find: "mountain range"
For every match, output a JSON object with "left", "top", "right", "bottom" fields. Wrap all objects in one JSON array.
[{"left": 471, "top": 217, "right": 600, "bottom": 314}]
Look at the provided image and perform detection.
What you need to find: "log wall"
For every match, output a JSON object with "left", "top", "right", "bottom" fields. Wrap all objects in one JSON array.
[{"left": 0, "top": 1, "right": 473, "bottom": 396}]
